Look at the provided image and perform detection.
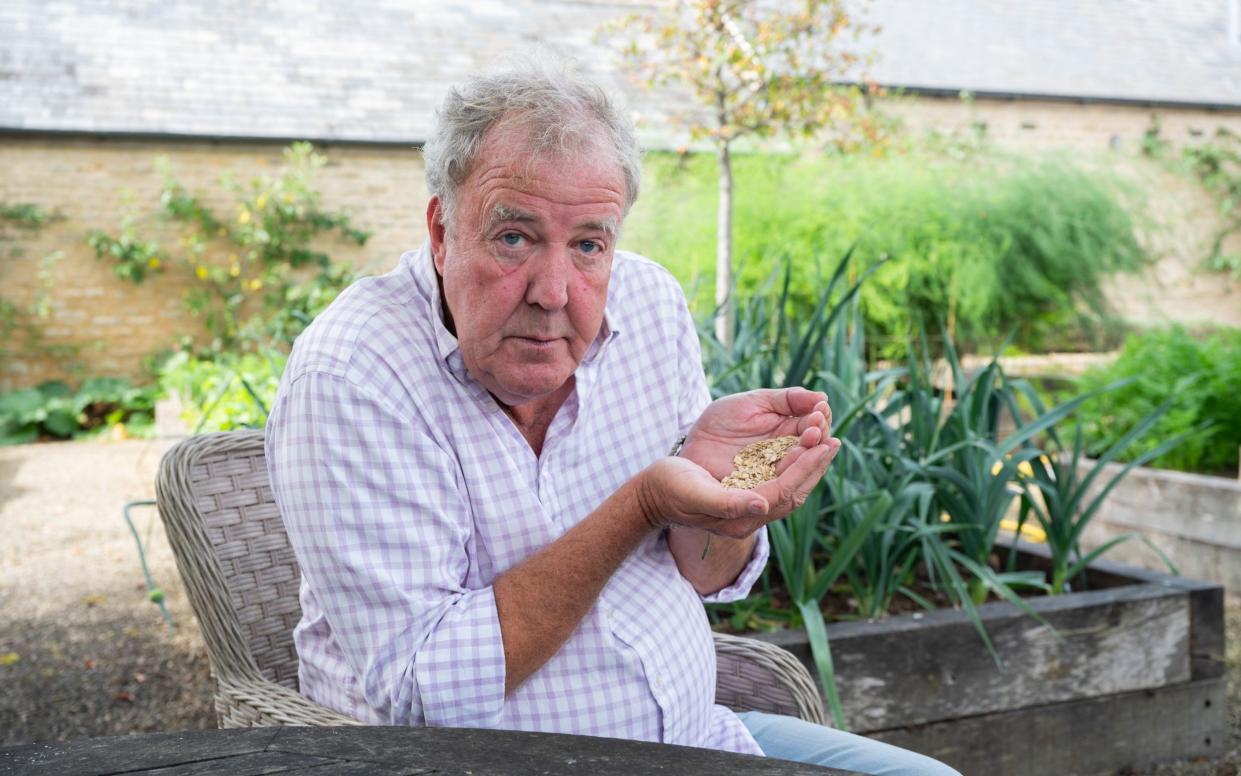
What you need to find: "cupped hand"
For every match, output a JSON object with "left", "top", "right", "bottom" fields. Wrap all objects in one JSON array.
[
  {"left": 641, "top": 427, "right": 842, "bottom": 540},
  {"left": 680, "top": 387, "right": 833, "bottom": 480}
]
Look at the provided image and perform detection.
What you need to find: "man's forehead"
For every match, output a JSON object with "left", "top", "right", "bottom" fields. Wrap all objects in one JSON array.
[
  {"left": 470, "top": 150, "right": 624, "bottom": 193},
  {"left": 469, "top": 121, "right": 626, "bottom": 195}
]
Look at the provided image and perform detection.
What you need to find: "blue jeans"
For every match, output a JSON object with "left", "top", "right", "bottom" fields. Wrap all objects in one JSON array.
[{"left": 738, "top": 711, "right": 962, "bottom": 776}]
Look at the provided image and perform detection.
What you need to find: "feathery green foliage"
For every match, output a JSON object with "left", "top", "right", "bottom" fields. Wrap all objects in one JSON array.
[{"left": 623, "top": 149, "right": 1145, "bottom": 357}]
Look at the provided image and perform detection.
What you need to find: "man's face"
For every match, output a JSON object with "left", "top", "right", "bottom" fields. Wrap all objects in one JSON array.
[{"left": 428, "top": 125, "right": 626, "bottom": 408}]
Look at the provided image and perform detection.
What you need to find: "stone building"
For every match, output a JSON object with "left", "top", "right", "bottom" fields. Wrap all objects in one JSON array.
[{"left": 2, "top": 0, "right": 1240, "bottom": 390}]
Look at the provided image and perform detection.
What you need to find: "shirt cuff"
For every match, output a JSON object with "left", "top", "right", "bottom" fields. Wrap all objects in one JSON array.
[
  {"left": 411, "top": 586, "right": 507, "bottom": 727},
  {"left": 701, "top": 526, "right": 769, "bottom": 604}
]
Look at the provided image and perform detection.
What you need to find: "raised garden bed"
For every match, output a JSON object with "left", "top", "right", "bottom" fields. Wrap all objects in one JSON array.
[
  {"left": 1076, "top": 459, "right": 1241, "bottom": 594},
  {"left": 748, "top": 541, "right": 1227, "bottom": 776}
]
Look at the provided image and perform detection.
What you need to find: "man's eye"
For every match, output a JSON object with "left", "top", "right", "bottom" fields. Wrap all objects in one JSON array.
[
  {"left": 500, "top": 232, "right": 525, "bottom": 247},
  {"left": 578, "top": 240, "right": 602, "bottom": 254}
]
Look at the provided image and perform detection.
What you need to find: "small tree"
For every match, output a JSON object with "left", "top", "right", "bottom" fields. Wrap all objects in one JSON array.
[{"left": 607, "top": 0, "right": 879, "bottom": 346}]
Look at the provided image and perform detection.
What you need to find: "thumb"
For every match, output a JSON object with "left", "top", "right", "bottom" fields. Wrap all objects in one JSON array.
[{"left": 659, "top": 458, "right": 768, "bottom": 521}]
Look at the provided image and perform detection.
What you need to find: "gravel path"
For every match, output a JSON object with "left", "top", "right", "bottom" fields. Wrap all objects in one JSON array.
[
  {"left": 0, "top": 438, "right": 214, "bottom": 744},
  {"left": 0, "top": 438, "right": 1237, "bottom": 774}
]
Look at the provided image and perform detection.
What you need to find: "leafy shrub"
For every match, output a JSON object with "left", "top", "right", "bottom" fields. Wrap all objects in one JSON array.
[
  {"left": 157, "top": 350, "right": 285, "bottom": 433},
  {"left": 0, "top": 378, "right": 156, "bottom": 445},
  {"left": 1072, "top": 326, "right": 1241, "bottom": 474},
  {"left": 88, "top": 143, "right": 369, "bottom": 356},
  {"left": 623, "top": 148, "right": 1146, "bottom": 357}
]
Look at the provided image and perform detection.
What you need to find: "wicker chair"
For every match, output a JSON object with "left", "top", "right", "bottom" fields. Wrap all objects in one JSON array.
[{"left": 155, "top": 430, "right": 826, "bottom": 728}]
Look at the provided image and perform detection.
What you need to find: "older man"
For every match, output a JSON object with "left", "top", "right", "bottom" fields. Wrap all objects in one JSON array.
[{"left": 266, "top": 63, "right": 959, "bottom": 776}]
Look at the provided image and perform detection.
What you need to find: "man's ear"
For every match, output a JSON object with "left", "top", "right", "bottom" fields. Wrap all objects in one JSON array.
[{"left": 427, "top": 195, "right": 447, "bottom": 275}]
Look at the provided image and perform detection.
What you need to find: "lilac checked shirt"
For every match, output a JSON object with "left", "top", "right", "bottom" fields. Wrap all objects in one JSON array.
[{"left": 265, "top": 243, "right": 770, "bottom": 754}]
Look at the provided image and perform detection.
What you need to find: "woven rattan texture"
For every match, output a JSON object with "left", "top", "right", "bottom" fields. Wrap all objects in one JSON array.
[
  {"left": 190, "top": 442, "right": 302, "bottom": 689},
  {"left": 157, "top": 430, "right": 827, "bottom": 729},
  {"left": 714, "top": 633, "right": 827, "bottom": 726}
]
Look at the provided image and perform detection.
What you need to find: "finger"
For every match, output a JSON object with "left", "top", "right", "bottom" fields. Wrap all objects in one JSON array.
[
  {"left": 771, "top": 425, "right": 826, "bottom": 476},
  {"left": 694, "top": 482, "right": 767, "bottom": 521},
  {"left": 680, "top": 468, "right": 769, "bottom": 521},
  {"left": 653, "top": 458, "right": 765, "bottom": 524},
  {"left": 795, "top": 410, "right": 826, "bottom": 437},
  {"left": 753, "top": 443, "right": 832, "bottom": 513},
  {"left": 760, "top": 387, "right": 828, "bottom": 418},
  {"left": 773, "top": 443, "right": 809, "bottom": 476},
  {"left": 825, "top": 437, "right": 842, "bottom": 467}
]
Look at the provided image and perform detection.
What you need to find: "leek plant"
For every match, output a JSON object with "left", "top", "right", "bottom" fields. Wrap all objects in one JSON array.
[
  {"left": 1006, "top": 386, "right": 1193, "bottom": 593},
  {"left": 768, "top": 484, "right": 882, "bottom": 730},
  {"left": 700, "top": 248, "right": 1171, "bottom": 728}
]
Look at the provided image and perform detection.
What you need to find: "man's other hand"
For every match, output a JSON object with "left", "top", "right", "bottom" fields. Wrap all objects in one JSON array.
[
  {"left": 682, "top": 387, "right": 833, "bottom": 480},
  {"left": 639, "top": 388, "right": 842, "bottom": 537}
]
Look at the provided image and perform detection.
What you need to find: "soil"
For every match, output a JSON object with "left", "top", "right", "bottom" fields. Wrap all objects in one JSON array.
[{"left": 0, "top": 437, "right": 1237, "bottom": 774}]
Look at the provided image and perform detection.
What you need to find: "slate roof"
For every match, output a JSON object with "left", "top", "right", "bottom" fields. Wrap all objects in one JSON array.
[
  {"left": 3, "top": 0, "right": 1241, "bottom": 147},
  {"left": 0, "top": 0, "right": 679, "bottom": 145},
  {"left": 865, "top": 0, "right": 1241, "bottom": 108}
]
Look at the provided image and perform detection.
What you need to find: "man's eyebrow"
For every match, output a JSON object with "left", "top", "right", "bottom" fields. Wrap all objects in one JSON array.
[
  {"left": 582, "top": 217, "right": 620, "bottom": 240},
  {"left": 484, "top": 204, "right": 538, "bottom": 233}
]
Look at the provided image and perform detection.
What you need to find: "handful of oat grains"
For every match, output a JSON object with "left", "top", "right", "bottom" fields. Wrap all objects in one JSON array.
[{"left": 720, "top": 435, "right": 799, "bottom": 489}]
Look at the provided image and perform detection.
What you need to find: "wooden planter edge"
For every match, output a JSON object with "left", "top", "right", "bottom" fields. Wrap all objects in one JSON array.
[{"left": 744, "top": 540, "right": 1225, "bottom": 734}]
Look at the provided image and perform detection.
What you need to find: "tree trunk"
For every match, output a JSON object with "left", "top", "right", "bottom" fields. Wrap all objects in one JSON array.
[{"left": 714, "top": 139, "right": 734, "bottom": 347}]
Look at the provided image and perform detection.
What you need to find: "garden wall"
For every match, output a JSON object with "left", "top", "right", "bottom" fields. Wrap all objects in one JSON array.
[
  {"left": 0, "top": 136, "right": 427, "bottom": 391},
  {"left": 892, "top": 94, "right": 1241, "bottom": 153},
  {"left": 1077, "top": 460, "right": 1241, "bottom": 595}
]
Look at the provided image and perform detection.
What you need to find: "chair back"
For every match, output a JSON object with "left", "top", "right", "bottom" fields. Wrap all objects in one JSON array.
[{"left": 156, "top": 430, "right": 302, "bottom": 689}]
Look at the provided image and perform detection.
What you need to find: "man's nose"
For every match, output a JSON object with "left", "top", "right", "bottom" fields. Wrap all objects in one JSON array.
[{"left": 525, "top": 247, "right": 571, "bottom": 310}]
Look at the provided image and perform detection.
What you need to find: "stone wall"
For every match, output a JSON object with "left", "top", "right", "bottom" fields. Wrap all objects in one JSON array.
[
  {"left": 0, "top": 136, "right": 427, "bottom": 390},
  {"left": 889, "top": 94, "right": 1241, "bottom": 153}
]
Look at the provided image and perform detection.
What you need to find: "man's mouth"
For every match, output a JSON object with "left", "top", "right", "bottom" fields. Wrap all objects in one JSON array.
[{"left": 512, "top": 335, "right": 561, "bottom": 347}]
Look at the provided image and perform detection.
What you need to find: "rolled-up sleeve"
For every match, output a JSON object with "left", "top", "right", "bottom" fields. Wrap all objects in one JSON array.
[{"left": 266, "top": 369, "right": 505, "bottom": 727}]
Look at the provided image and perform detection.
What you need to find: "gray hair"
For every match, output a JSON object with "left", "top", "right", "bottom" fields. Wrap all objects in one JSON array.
[{"left": 422, "top": 59, "right": 642, "bottom": 229}]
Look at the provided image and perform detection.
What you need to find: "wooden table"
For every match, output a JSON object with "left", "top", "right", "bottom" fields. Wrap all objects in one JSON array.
[{"left": 0, "top": 726, "right": 865, "bottom": 775}]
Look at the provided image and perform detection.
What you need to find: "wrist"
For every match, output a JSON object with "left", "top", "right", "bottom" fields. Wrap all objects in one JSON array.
[{"left": 634, "top": 464, "right": 669, "bottom": 531}]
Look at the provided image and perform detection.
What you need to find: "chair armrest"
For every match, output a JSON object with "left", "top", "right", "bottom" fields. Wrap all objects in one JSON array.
[
  {"left": 713, "top": 632, "right": 827, "bottom": 726},
  {"left": 216, "top": 677, "right": 362, "bottom": 728}
]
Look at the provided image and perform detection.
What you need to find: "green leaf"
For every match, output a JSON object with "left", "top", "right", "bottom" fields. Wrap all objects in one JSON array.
[
  {"left": 0, "top": 425, "right": 39, "bottom": 446},
  {"left": 0, "top": 389, "right": 43, "bottom": 418},
  {"left": 796, "top": 599, "right": 847, "bottom": 730},
  {"left": 42, "top": 408, "right": 79, "bottom": 438}
]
